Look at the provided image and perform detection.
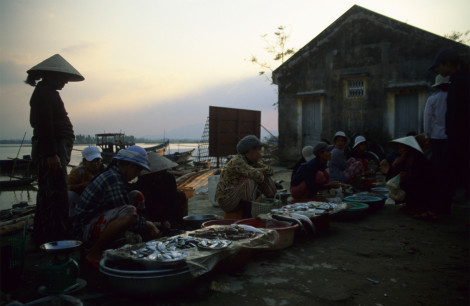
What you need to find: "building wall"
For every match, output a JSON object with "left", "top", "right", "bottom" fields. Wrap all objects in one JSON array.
[{"left": 274, "top": 7, "right": 469, "bottom": 165}]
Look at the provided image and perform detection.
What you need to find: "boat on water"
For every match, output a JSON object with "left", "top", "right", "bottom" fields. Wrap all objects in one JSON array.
[
  {"left": 0, "top": 155, "right": 32, "bottom": 173},
  {"left": 96, "top": 133, "right": 169, "bottom": 164},
  {"left": 165, "top": 148, "right": 195, "bottom": 165},
  {"left": 0, "top": 177, "right": 36, "bottom": 189}
]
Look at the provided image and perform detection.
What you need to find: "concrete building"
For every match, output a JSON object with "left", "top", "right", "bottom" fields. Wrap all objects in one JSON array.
[{"left": 272, "top": 5, "right": 469, "bottom": 165}]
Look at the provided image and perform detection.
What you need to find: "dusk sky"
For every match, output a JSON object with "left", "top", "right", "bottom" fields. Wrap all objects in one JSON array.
[{"left": 1, "top": 0, "right": 469, "bottom": 140}]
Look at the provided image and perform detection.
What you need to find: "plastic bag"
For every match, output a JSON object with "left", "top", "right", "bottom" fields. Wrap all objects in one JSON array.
[{"left": 386, "top": 174, "right": 405, "bottom": 201}]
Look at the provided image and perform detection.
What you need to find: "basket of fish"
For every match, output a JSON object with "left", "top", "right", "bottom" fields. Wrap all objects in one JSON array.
[{"left": 103, "top": 236, "right": 200, "bottom": 271}]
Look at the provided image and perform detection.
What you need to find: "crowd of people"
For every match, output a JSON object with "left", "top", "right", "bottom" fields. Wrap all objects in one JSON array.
[{"left": 26, "top": 47, "right": 468, "bottom": 267}]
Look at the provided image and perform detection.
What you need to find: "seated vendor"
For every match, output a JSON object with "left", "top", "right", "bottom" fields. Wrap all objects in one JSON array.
[
  {"left": 133, "top": 152, "right": 187, "bottom": 230},
  {"left": 215, "top": 135, "right": 277, "bottom": 218},
  {"left": 290, "top": 142, "right": 342, "bottom": 200},
  {"left": 73, "top": 145, "right": 160, "bottom": 267},
  {"left": 387, "top": 136, "right": 434, "bottom": 216},
  {"left": 345, "top": 135, "right": 373, "bottom": 187},
  {"left": 67, "top": 146, "right": 105, "bottom": 217},
  {"left": 328, "top": 131, "right": 349, "bottom": 183},
  {"left": 291, "top": 145, "right": 312, "bottom": 181}
]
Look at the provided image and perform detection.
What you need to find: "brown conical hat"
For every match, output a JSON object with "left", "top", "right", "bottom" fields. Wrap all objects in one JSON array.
[{"left": 27, "top": 54, "right": 84, "bottom": 81}]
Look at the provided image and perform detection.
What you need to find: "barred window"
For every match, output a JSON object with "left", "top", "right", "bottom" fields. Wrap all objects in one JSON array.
[{"left": 347, "top": 79, "right": 365, "bottom": 98}]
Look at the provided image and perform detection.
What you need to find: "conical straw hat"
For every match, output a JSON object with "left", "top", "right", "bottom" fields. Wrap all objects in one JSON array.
[
  {"left": 390, "top": 136, "right": 423, "bottom": 154},
  {"left": 27, "top": 54, "right": 84, "bottom": 81},
  {"left": 140, "top": 151, "right": 178, "bottom": 175}
]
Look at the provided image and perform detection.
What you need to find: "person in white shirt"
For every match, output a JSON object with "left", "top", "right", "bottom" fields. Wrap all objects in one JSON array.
[{"left": 423, "top": 74, "right": 450, "bottom": 173}]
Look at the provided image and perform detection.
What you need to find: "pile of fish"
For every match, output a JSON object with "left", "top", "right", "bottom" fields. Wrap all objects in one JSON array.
[
  {"left": 130, "top": 240, "right": 190, "bottom": 262},
  {"left": 271, "top": 202, "right": 349, "bottom": 220},
  {"left": 189, "top": 225, "right": 259, "bottom": 241},
  {"left": 197, "top": 238, "right": 232, "bottom": 249}
]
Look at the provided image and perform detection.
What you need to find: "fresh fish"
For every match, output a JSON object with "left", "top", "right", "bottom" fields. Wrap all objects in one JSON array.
[
  {"left": 157, "top": 242, "right": 166, "bottom": 252},
  {"left": 148, "top": 253, "right": 158, "bottom": 260},
  {"left": 271, "top": 214, "right": 305, "bottom": 232},
  {"left": 290, "top": 213, "right": 316, "bottom": 234}
]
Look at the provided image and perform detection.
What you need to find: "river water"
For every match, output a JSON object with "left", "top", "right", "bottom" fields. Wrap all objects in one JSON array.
[{"left": 0, "top": 142, "right": 200, "bottom": 210}]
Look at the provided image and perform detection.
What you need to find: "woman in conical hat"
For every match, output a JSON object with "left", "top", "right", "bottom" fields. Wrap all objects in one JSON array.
[
  {"left": 387, "top": 136, "right": 435, "bottom": 217},
  {"left": 26, "top": 54, "right": 84, "bottom": 246},
  {"left": 132, "top": 152, "right": 187, "bottom": 230}
]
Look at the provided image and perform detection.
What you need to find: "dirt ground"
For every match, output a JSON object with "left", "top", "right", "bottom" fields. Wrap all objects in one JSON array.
[{"left": 2, "top": 168, "right": 469, "bottom": 305}]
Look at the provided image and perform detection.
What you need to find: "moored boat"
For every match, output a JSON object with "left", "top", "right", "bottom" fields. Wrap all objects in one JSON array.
[
  {"left": 0, "top": 177, "right": 36, "bottom": 189},
  {"left": 96, "top": 133, "right": 169, "bottom": 164},
  {"left": 0, "top": 156, "right": 32, "bottom": 173},
  {"left": 165, "top": 149, "right": 195, "bottom": 165}
]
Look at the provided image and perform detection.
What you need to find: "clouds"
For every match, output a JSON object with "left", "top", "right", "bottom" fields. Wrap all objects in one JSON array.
[
  {"left": 70, "top": 75, "right": 278, "bottom": 139},
  {"left": 0, "top": 0, "right": 468, "bottom": 140}
]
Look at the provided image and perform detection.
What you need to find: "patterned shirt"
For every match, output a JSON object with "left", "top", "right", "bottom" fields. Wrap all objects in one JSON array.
[
  {"left": 215, "top": 154, "right": 273, "bottom": 202},
  {"left": 73, "top": 165, "right": 146, "bottom": 232},
  {"left": 67, "top": 163, "right": 96, "bottom": 195}
]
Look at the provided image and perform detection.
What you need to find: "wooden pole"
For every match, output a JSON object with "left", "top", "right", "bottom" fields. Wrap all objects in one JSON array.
[{"left": 10, "top": 132, "right": 26, "bottom": 181}]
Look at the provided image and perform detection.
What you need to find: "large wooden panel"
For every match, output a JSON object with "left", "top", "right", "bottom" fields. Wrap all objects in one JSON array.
[{"left": 209, "top": 106, "right": 261, "bottom": 157}]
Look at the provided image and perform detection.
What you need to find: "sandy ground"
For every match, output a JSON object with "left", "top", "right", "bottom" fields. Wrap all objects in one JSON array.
[{"left": 2, "top": 168, "right": 469, "bottom": 305}]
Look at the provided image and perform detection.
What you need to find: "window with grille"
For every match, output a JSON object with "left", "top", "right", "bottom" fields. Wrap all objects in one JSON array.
[{"left": 347, "top": 79, "right": 365, "bottom": 98}]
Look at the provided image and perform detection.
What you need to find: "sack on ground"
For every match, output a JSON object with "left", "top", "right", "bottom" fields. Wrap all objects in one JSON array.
[{"left": 386, "top": 174, "right": 405, "bottom": 201}]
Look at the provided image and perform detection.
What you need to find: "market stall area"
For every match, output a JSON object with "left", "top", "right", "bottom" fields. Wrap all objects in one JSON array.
[{"left": 1, "top": 169, "right": 468, "bottom": 305}]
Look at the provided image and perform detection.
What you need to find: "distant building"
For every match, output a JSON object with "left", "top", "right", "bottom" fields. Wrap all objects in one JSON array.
[{"left": 272, "top": 5, "right": 469, "bottom": 165}]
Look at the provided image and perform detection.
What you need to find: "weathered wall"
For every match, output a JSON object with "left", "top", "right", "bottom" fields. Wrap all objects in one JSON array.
[{"left": 274, "top": 5, "right": 470, "bottom": 165}]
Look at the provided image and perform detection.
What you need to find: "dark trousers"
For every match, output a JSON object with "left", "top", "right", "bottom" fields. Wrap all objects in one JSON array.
[{"left": 32, "top": 138, "right": 74, "bottom": 246}]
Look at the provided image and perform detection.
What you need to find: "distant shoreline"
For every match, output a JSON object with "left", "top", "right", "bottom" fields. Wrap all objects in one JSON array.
[{"left": 0, "top": 139, "right": 200, "bottom": 145}]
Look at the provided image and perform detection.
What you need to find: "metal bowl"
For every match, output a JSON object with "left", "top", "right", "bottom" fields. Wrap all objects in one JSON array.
[
  {"left": 99, "top": 258, "right": 189, "bottom": 277},
  {"left": 40, "top": 240, "right": 82, "bottom": 254},
  {"left": 183, "top": 214, "right": 217, "bottom": 230},
  {"left": 100, "top": 264, "right": 195, "bottom": 296}
]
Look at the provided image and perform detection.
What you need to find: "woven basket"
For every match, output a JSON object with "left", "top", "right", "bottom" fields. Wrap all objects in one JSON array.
[{"left": 251, "top": 195, "right": 282, "bottom": 217}]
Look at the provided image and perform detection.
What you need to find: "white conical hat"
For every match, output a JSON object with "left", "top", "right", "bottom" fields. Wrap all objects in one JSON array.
[
  {"left": 27, "top": 54, "right": 84, "bottom": 81},
  {"left": 390, "top": 136, "right": 423, "bottom": 154},
  {"left": 140, "top": 151, "right": 178, "bottom": 175}
]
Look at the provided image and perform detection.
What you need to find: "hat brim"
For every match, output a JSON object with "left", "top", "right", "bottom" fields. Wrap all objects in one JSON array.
[
  {"left": 27, "top": 54, "right": 84, "bottom": 82},
  {"left": 390, "top": 136, "right": 423, "bottom": 154},
  {"left": 113, "top": 155, "right": 151, "bottom": 171},
  {"left": 29, "top": 70, "right": 85, "bottom": 82},
  {"left": 428, "top": 62, "right": 438, "bottom": 71},
  {"left": 84, "top": 153, "right": 102, "bottom": 162}
]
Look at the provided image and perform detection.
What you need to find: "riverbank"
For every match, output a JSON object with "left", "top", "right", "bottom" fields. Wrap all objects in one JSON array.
[{"left": 1, "top": 168, "right": 469, "bottom": 305}]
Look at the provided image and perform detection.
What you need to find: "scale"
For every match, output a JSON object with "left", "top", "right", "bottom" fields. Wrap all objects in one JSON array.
[{"left": 38, "top": 240, "right": 86, "bottom": 295}]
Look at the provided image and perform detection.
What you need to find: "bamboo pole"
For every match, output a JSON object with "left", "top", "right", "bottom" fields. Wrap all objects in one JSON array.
[{"left": 10, "top": 132, "right": 26, "bottom": 181}]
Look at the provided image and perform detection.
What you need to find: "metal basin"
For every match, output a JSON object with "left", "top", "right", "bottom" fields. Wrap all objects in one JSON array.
[
  {"left": 40, "top": 240, "right": 82, "bottom": 254},
  {"left": 100, "top": 262, "right": 194, "bottom": 295},
  {"left": 183, "top": 214, "right": 217, "bottom": 230}
]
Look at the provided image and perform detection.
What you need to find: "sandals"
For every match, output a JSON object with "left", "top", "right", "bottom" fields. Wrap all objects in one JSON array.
[{"left": 414, "top": 211, "right": 439, "bottom": 222}]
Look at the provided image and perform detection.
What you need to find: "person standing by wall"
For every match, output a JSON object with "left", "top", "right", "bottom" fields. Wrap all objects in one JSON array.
[
  {"left": 26, "top": 54, "right": 84, "bottom": 246},
  {"left": 423, "top": 74, "right": 450, "bottom": 174},
  {"left": 428, "top": 48, "right": 470, "bottom": 215}
]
